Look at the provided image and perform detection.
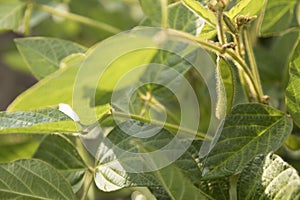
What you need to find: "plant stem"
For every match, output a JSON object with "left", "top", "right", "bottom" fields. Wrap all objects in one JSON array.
[
  {"left": 139, "top": 91, "right": 152, "bottom": 116},
  {"left": 22, "top": 2, "right": 33, "bottom": 36},
  {"left": 226, "top": 48, "right": 263, "bottom": 102},
  {"left": 81, "top": 170, "right": 94, "bottom": 200},
  {"left": 34, "top": 4, "right": 121, "bottom": 34},
  {"left": 235, "top": 30, "right": 244, "bottom": 58},
  {"left": 161, "top": 0, "right": 168, "bottom": 28},
  {"left": 216, "top": 10, "right": 226, "bottom": 44},
  {"left": 229, "top": 175, "right": 239, "bottom": 200},
  {"left": 169, "top": 30, "right": 263, "bottom": 102},
  {"left": 243, "top": 29, "right": 264, "bottom": 101},
  {"left": 112, "top": 110, "right": 208, "bottom": 140}
]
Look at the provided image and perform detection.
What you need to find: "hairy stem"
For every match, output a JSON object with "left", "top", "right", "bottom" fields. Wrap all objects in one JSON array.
[
  {"left": 216, "top": 10, "right": 226, "bottom": 44},
  {"left": 34, "top": 4, "right": 121, "bottom": 34},
  {"left": 169, "top": 30, "right": 262, "bottom": 102},
  {"left": 235, "top": 30, "right": 244, "bottom": 58}
]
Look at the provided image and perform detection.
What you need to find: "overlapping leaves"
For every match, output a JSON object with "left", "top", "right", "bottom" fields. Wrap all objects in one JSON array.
[
  {"left": 238, "top": 153, "right": 300, "bottom": 199},
  {"left": 84, "top": 121, "right": 209, "bottom": 199},
  {"left": 34, "top": 135, "right": 87, "bottom": 192}
]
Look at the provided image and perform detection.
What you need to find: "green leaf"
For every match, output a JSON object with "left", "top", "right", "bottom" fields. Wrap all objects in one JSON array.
[
  {"left": 181, "top": 0, "right": 216, "bottom": 38},
  {"left": 182, "top": 0, "right": 215, "bottom": 27},
  {"left": 34, "top": 135, "right": 87, "bottom": 192},
  {"left": 84, "top": 121, "right": 210, "bottom": 199},
  {"left": 8, "top": 53, "right": 85, "bottom": 111},
  {"left": 228, "top": 0, "right": 266, "bottom": 19},
  {"left": 0, "top": 159, "right": 75, "bottom": 199},
  {"left": 0, "top": 0, "right": 25, "bottom": 32},
  {"left": 286, "top": 37, "right": 300, "bottom": 127},
  {"left": 139, "top": 0, "right": 167, "bottom": 26},
  {"left": 0, "top": 108, "right": 77, "bottom": 134},
  {"left": 15, "top": 37, "right": 87, "bottom": 79},
  {"left": 202, "top": 103, "right": 293, "bottom": 179},
  {"left": 0, "top": 136, "right": 39, "bottom": 163},
  {"left": 72, "top": 30, "right": 160, "bottom": 124},
  {"left": 260, "top": 0, "right": 299, "bottom": 36},
  {"left": 237, "top": 153, "right": 300, "bottom": 199},
  {"left": 216, "top": 57, "right": 235, "bottom": 116},
  {"left": 198, "top": 24, "right": 217, "bottom": 39},
  {"left": 168, "top": 2, "right": 203, "bottom": 35},
  {"left": 94, "top": 49, "right": 157, "bottom": 91},
  {"left": 140, "top": 2, "right": 203, "bottom": 35}
]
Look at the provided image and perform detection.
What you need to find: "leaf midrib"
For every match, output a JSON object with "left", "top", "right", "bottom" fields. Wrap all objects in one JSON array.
[{"left": 207, "top": 115, "right": 286, "bottom": 176}]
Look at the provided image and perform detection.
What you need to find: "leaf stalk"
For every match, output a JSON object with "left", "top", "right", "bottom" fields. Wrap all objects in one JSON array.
[{"left": 111, "top": 110, "right": 208, "bottom": 140}]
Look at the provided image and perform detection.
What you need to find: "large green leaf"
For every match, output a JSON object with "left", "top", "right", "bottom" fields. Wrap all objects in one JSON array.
[
  {"left": 11, "top": 32, "right": 158, "bottom": 116},
  {"left": 8, "top": 53, "right": 85, "bottom": 111},
  {"left": 0, "top": 0, "right": 25, "bottom": 32},
  {"left": 286, "top": 37, "right": 300, "bottom": 127},
  {"left": 202, "top": 103, "right": 293, "bottom": 179},
  {"left": 260, "top": 0, "right": 299, "bottom": 36},
  {"left": 228, "top": 0, "right": 266, "bottom": 19},
  {"left": 0, "top": 108, "right": 77, "bottom": 134},
  {"left": 34, "top": 135, "right": 87, "bottom": 192},
  {"left": 237, "top": 153, "right": 300, "bottom": 199},
  {"left": 83, "top": 121, "right": 210, "bottom": 199},
  {"left": 15, "top": 37, "right": 87, "bottom": 79},
  {"left": 0, "top": 159, "right": 75, "bottom": 199},
  {"left": 73, "top": 29, "right": 198, "bottom": 126}
]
